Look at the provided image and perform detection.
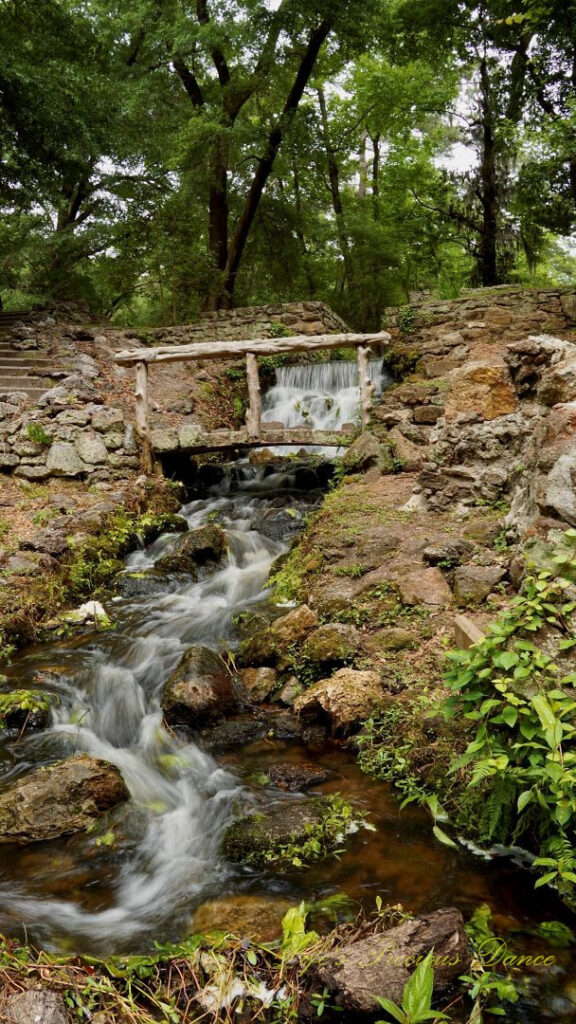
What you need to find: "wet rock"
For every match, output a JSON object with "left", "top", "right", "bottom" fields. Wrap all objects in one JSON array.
[
  {"left": 342, "top": 431, "right": 382, "bottom": 473},
  {"left": 268, "top": 762, "right": 329, "bottom": 791},
  {"left": 397, "top": 567, "right": 452, "bottom": 606},
  {"left": 221, "top": 800, "right": 331, "bottom": 865},
  {"left": 46, "top": 442, "right": 86, "bottom": 477},
  {"left": 315, "top": 907, "right": 470, "bottom": 1013},
  {"left": 453, "top": 564, "right": 506, "bottom": 605},
  {"left": 423, "top": 539, "right": 474, "bottom": 567},
  {"left": 4, "top": 990, "right": 70, "bottom": 1024},
  {"left": 0, "top": 757, "right": 129, "bottom": 843},
  {"left": 161, "top": 645, "right": 236, "bottom": 729},
  {"left": 198, "top": 716, "right": 267, "bottom": 752},
  {"left": 0, "top": 691, "right": 52, "bottom": 733},
  {"left": 251, "top": 507, "right": 305, "bottom": 541},
  {"left": 294, "top": 668, "right": 384, "bottom": 734},
  {"left": 301, "top": 623, "right": 361, "bottom": 667},
  {"left": 238, "top": 666, "right": 277, "bottom": 703},
  {"left": 156, "top": 524, "right": 227, "bottom": 574},
  {"left": 189, "top": 894, "right": 293, "bottom": 942},
  {"left": 116, "top": 569, "right": 181, "bottom": 599}
]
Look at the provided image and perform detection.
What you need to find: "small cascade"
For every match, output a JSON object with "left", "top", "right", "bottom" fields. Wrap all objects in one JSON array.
[{"left": 262, "top": 357, "right": 389, "bottom": 430}]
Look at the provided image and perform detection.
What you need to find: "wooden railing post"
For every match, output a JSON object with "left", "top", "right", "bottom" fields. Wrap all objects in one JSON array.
[
  {"left": 357, "top": 344, "right": 373, "bottom": 430},
  {"left": 135, "top": 360, "right": 153, "bottom": 473},
  {"left": 245, "top": 352, "right": 262, "bottom": 440}
]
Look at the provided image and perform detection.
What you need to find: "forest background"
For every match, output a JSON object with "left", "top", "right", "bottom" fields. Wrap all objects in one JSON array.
[{"left": 1, "top": 0, "right": 575, "bottom": 330}]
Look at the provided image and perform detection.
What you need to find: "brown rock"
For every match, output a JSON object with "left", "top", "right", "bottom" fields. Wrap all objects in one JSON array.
[
  {"left": 0, "top": 757, "right": 128, "bottom": 844},
  {"left": 453, "top": 564, "right": 506, "bottom": 605},
  {"left": 268, "top": 762, "right": 329, "bottom": 791},
  {"left": 270, "top": 604, "right": 318, "bottom": 643},
  {"left": 388, "top": 427, "right": 424, "bottom": 471},
  {"left": 454, "top": 613, "right": 486, "bottom": 649},
  {"left": 444, "top": 363, "right": 517, "bottom": 421},
  {"left": 294, "top": 668, "right": 384, "bottom": 734},
  {"left": 315, "top": 907, "right": 470, "bottom": 1013},
  {"left": 397, "top": 567, "right": 452, "bottom": 606},
  {"left": 189, "top": 895, "right": 293, "bottom": 943},
  {"left": 413, "top": 404, "right": 443, "bottom": 424},
  {"left": 238, "top": 666, "right": 277, "bottom": 703}
]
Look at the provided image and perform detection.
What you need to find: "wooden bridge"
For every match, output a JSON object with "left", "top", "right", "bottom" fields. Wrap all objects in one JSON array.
[{"left": 114, "top": 330, "right": 391, "bottom": 471}]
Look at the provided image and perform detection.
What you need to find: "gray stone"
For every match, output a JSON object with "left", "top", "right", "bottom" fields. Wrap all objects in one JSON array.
[
  {"left": 74, "top": 431, "right": 108, "bottom": 465},
  {"left": 150, "top": 428, "right": 179, "bottom": 453},
  {"left": 14, "top": 464, "right": 50, "bottom": 480},
  {"left": 55, "top": 408, "right": 90, "bottom": 426},
  {"left": 103, "top": 431, "right": 124, "bottom": 450},
  {"left": 123, "top": 423, "right": 138, "bottom": 453},
  {"left": 541, "top": 454, "right": 576, "bottom": 525},
  {"left": 46, "top": 442, "right": 86, "bottom": 477},
  {"left": 342, "top": 431, "right": 381, "bottom": 472},
  {"left": 4, "top": 990, "right": 70, "bottom": 1024},
  {"left": 179, "top": 423, "right": 204, "bottom": 448},
  {"left": 0, "top": 452, "right": 20, "bottom": 468},
  {"left": 91, "top": 407, "right": 124, "bottom": 432}
]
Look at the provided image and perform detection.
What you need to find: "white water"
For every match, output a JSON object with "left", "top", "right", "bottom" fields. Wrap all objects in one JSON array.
[
  {"left": 0, "top": 359, "right": 388, "bottom": 952},
  {"left": 262, "top": 358, "right": 389, "bottom": 430}
]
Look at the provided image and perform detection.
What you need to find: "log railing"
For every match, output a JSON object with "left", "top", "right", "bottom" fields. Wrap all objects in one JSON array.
[{"left": 114, "top": 331, "right": 390, "bottom": 472}]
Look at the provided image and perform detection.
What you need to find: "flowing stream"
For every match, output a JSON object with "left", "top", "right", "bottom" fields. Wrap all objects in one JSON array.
[{"left": 0, "top": 359, "right": 575, "bottom": 1017}]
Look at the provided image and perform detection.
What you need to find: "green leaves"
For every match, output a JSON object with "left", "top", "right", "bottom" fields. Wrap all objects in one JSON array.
[{"left": 375, "top": 951, "right": 449, "bottom": 1024}]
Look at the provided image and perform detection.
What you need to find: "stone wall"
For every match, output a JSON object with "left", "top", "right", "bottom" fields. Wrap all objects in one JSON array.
[
  {"left": 383, "top": 286, "right": 576, "bottom": 341},
  {"left": 149, "top": 302, "right": 350, "bottom": 344}
]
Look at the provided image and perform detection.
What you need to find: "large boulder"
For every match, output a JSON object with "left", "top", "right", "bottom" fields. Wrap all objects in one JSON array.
[
  {"left": 539, "top": 453, "right": 576, "bottom": 526},
  {"left": 0, "top": 757, "right": 128, "bottom": 843},
  {"left": 46, "top": 442, "right": 86, "bottom": 477},
  {"left": 238, "top": 666, "right": 277, "bottom": 702},
  {"left": 161, "top": 645, "right": 236, "bottom": 728},
  {"left": 314, "top": 907, "right": 470, "bottom": 1013},
  {"left": 155, "top": 524, "right": 227, "bottom": 574},
  {"left": 342, "top": 431, "right": 383, "bottom": 473},
  {"left": 270, "top": 604, "right": 318, "bottom": 642},
  {"left": 444, "top": 363, "right": 517, "bottom": 421},
  {"left": 294, "top": 668, "right": 384, "bottom": 734},
  {"left": 238, "top": 605, "right": 318, "bottom": 667}
]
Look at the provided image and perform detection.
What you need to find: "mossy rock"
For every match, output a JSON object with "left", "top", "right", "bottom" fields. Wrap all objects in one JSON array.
[
  {"left": 221, "top": 799, "right": 332, "bottom": 867},
  {"left": 300, "top": 623, "right": 361, "bottom": 667},
  {"left": 366, "top": 627, "right": 417, "bottom": 653},
  {"left": 156, "top": 524, "right": 227, "bottom": 575},
  {"left": 138, "top": 513, "right": 188, "bottom": 544}
]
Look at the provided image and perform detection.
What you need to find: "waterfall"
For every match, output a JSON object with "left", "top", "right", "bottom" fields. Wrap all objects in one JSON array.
[{"left": 262, "top": 357, "right": 389, "bottom": 431}]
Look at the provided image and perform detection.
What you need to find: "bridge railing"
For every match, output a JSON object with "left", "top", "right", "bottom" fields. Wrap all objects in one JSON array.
[{"left": 114, "top": 331, "right": 391, "bottom": 472}]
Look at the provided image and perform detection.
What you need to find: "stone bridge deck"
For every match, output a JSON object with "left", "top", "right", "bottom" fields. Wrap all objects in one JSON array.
[{"left": 151, "top": 426, "right": 356, "bottom": 456}]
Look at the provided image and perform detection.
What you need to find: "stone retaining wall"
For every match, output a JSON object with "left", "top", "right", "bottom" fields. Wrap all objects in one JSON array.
[
  {"left": 149, "top": 302, "right": 350, "bottom": 344},
  {"left": 384, "top": 286, "right": 576, "bottom": 340}
]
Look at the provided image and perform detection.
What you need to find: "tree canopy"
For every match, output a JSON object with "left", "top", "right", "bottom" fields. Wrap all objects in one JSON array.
[{"left": 1, "top": 0, "right": 575, "bottom": 326}]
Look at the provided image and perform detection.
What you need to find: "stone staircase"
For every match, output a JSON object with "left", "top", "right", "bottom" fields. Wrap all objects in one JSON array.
[{"left": 0, "top": 310, "right": 58, "bottom": 403}]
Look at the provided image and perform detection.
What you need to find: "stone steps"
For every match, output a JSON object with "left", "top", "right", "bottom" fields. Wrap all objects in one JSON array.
[{"left": 0, "top": 311, "right": 70, "bottom": 403}]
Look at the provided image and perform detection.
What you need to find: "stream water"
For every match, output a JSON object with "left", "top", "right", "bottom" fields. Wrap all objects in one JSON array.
[{"left": 0, "top": 360, "right": 575, "bottom": 1018}]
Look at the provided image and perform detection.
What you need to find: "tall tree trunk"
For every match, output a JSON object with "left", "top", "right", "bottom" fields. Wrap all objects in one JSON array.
[
  {"left": 371, "top": 134, "right": 381, "bottom": 222},
  {"left": 221, "top": 18, "right": 332, "bottom": 306},
  {"left": 478, "top": 57, "right": 499, "bottom": 287},
  {"left": 293, "top": 156, "right": 316, "bottom": 296},
  {"left": 359, "top": 130, "right": 368, "bottom": 198},
  {"left": 317, "top": 86, "right": 355, "bottom": 290}
]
